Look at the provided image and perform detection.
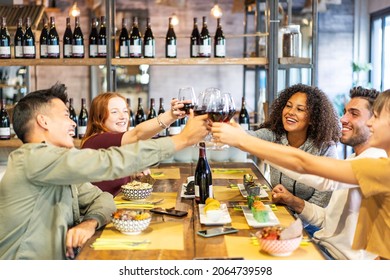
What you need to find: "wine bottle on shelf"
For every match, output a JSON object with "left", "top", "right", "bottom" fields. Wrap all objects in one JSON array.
[
  {"left": 47, "top": 16, "right": 60, "bottom": 58},
  {"left": 129, "top": 16, "right": 142, "bottom": 58},
  {"left": 68, "top": 97, "right": 78, "bottom": 138},
  {"left": 157, "top": 97, "right": 167, "bottom": 137},
  {"left": 168, "top": 97, "right": 181, "bottom": 136},
  {"left": 147, "top": 98, "right": 157, "bottom": 120},
  {"left": 180, "top": 116, "right": 187, "bottom": 131},
  {"left": 72, "top": 16, "right": 84, "bottom": 58},
  {"left": 165, "top": 17, "right": 177, "bottom": 58},
  {"left": 118, "top": 18, "right": 129, "bottom": 58},
  {"left": 199, "top": 16, "right": 211, "bottom": 58},
  {"left": 214, "top": 18, "right": 226, "bottom": 58},
  {"left": 0, "top": 17, "right": 11, "bottom": 59},
  {"left": 239, "top": 97, "right": 250, "bottom": 130},
  {"left": 194, "top": 142, "right": 213, "bottom": 204},
  {"left": 89, "top": 17, "right": 99, "bottom": 58},
  {"left": 14, "top": 18, "right": 24, "bottom": 59},
  {"left": 78, "top": 98, "right": 88, "bottom": 139},
  {"left": 97, "top": 16, "right": 107, "bottom": 58},
  {"left": 135, "top": 97, "right": 146, "bottom": 125},
  {"left": 190, "top": 17, "right": 200, "bottom": 58},
  {"left": 39, "top": 18, "right": 49, "bottom": 58},
  {"left": 63, "top": 17, "right": 73, "bottom": 58},
  {"left": 0, "top": 99, "right": 10, "bottom": 140},
  {"left": 23, "top": 17, "right": 36, "bottom": 59},
  {"left": 143, "top": 17, "right": 155, "bottom": 58},
  {"left": 126, "top": 98, "right": 135, "bottom": 130}
]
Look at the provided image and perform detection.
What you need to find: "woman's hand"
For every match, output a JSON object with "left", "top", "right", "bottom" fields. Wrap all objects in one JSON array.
[{"left": 211, "top": 121, "right": 246, "bottom": 147}]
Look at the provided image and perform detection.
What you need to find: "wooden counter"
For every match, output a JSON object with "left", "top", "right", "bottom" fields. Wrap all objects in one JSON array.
[{"left": 77, "top": 162, "right": 325, "bottom": 260}]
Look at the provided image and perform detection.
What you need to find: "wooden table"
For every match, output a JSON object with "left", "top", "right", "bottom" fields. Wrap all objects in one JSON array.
[{"left": 77, "top": 162, "right": 325, "bottom": 260}]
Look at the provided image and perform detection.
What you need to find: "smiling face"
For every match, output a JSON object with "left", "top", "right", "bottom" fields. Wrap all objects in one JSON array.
[
  {"left": 44, "top": 98, "right": 76, "bottom": 148},
  {"left": 367, "top": 107, "right": 390, "bottom": 154},
  {"left": 282, "top": 92, "right": 310, "bottom": 136},
  {"left": 340, "top": 97, "right": 371, "bottom": 153},
  {"left": 103, "top": 97, "right": 129, "bottom": 133}
]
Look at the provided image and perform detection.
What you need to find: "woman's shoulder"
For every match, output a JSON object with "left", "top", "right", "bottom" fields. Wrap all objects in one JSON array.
[
  {"left": 248, "top": 128, "right": 276, "bottom": 142},
  {"left": 82, "top": 132, "right": 126, "bottom": 149}
]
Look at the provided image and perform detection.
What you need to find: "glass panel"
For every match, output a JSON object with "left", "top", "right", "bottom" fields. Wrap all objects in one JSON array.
[
  {"left": 370, "top": 18, "right": 382, "bottom": 90},
  {"left": 384, "top": 16, "right": 390, "bottom": 90}
]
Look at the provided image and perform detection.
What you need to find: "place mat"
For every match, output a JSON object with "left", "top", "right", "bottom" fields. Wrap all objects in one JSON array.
[
  {"left": 91, "top": 221, "right": 184, "bottom": 251},
  {"left": 115, "top": 192, "right": 177, "bottom": 209},
  {"left": 150, "top": 168, "right": 181, "bottom": 179},
  {"left": 224, "top": 236, "right": 320, "bottom": 260},
  {"left": 213, "top": 185, "right": 243, "bottom": 202},
  {"left": 211, "top": 168, "right": 257, "bottom": 180}
]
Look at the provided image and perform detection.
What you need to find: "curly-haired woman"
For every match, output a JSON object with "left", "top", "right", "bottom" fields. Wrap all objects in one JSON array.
[{"left": 249, "top": 84, "right": 340, "bottom": 210}]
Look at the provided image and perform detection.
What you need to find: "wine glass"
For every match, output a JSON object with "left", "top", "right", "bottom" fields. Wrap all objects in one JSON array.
[
  {"left": 223, "top": 92, "right": 236, "bottom": 123},
  {"left": 178, "top": 86, "right": 196, "bottom": 114}
]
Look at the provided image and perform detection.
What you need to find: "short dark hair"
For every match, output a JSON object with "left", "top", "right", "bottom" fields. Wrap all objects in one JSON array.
[
  {"left": 12, "top": 83, "right": 68, "bottom": 143},
  {"left": 349, "top": 86, "right": 380, "bottom": 113}
]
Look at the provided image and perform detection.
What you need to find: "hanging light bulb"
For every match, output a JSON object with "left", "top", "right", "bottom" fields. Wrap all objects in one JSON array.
[
  {"left": 171, "top": 13, "right": 179, "bottom": 26},
  {"left": 69, "top": 1, "right": 81, "bottom": 17},
  {"left": 211, "top": 2, "right": 223, "bottom": 18}
]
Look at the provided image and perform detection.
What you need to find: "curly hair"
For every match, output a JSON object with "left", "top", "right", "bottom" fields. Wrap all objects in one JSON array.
[{"left": 260, "top": 83, "right": 340, "bottom": 148}]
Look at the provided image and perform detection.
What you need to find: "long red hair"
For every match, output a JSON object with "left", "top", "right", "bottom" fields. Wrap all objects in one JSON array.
[{"left": 80, "top": 92, "right": 127, "bottom": 146}]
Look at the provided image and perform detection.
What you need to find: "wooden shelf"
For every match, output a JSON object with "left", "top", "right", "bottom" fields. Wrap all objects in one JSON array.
[
  {"left": 0, "top": 58, "right": 106, "bottom": 67},
  {"left": 111, "top": 57, "right": 268, "bottom": 66},
  {"left": 0, "top": 138, "right": 81, "bottom": 148}
]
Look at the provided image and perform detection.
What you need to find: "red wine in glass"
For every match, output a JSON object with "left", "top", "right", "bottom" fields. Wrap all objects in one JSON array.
[{"left": 183, "top": 103, "right": 195, "bottom": 114}]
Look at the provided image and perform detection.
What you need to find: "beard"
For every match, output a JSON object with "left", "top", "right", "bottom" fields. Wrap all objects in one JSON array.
[{"left": 341, "top": 126, "right": 370, "bottom": 147}]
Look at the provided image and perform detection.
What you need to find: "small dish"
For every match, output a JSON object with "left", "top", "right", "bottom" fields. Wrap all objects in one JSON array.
[
  {"left": 238, "top": 183, "right": 268, "bottom": 198},
  {"left": 181, "top": 184, "right": 195, "bottom": 198},
  {"left": 241, "top": 205, "right": 280, "bottom": 228},
  {"left": 199, "top": 203, "right": 231, "bottom": 225}
]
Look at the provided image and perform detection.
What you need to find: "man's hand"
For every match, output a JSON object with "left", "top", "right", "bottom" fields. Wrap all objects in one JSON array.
[
  {"left": 66, "top": 219, "right": 98, "bottom": 259},
  {"left": 271, "top": 184, "right": 305, "bottom": 214}
]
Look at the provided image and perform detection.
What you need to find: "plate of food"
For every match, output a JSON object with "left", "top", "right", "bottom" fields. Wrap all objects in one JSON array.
[
  {"left": 241, "top": 205, "right": 280, "bottom": 228},
  {"left": 237, "top": 183, "right": 268, "bottom": 198},
  {"left": 199, "top": 199, "right": 231, "bottom": 225},
  {"left": 181, "top": 181, "right": 195, "bottom": 199}
]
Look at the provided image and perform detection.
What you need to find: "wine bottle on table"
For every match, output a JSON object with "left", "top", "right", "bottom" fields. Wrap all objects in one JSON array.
[
  {"left": 72, "top": 16, "right": 84, "bottom": 58},
  {"left": 39, "top": 18, "right": 49, "bottom": 58},
  {"left": 23, "top": 17, "right": 36, "bottom": 59},
  {"left": 97, "top": 16, "right": 107, "bottom": 58},
  {"left": 129, "top": 16, "right": 142, "bottom": 58},
  {"left": 0, "top": 99, "right": 10, "bottom": 140},
  {"left": 118, "top": 18, "right": 129, "bottom": 58},
  {"left": 239, "top": 96, "right": 250, "bottom": 130},
  {"left": 89, "top": 17, "right": 98, "bottom": 58},
  {"left": 47, "top": 16, "right": 60, "bottom": 58},
  {"left": 194, "top": 142, "right": 213, "bottom": 204},
  {"left": 157, "top": 97, "right": 167, "bottom": 137},
  {"left": 68, "top": 98, "right": 78, "bottom": 138},
  {"left": 165, "top": 17, "right": 176, "bottom": 58},
  {"left": 78, "top": 98, "right": 88, "bottom": 139},
  {"left": 214, "top": 17, "right": 226, "bottom": 58},
  {"left": 126, "top": 98, "right": 135, "bottom": 130},
  {"left": 143, "top": 17, "right": 155, "bottom": 58},
  {"left": 199, "top": 16, "right": 211, "bottom": 58},
  {"left": 0, "top": 17, "right": 11, "bottom": 59},
  {"left": 135, "top": 97, "right": 146, "bottom": 125},
  {"left": 14, "top": 18, "right": 24, "bottom": 59},
  {"left": 63, "top": 17, "right": 73, "bottom": 58},
  {"left": 190, "top": 17, "right": 200, "bottom": 58}
]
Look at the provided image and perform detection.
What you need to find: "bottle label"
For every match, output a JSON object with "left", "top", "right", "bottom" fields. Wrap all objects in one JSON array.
[
  {"left": 194, "top": 184, "right": 200, "bottom": 197},
  {"left": 78, "top": 126, "right": 87, "bottom": 136},
  {"left": 191, "top": 45, "right": 199, "bottom": 57},
  {"left": 15, "top": 46, "right": 23, "bottom": 58},
  {"left": 144, "top": 44, "right": 155, "bottom": 57},
  {"left": 72, "top": 45, "right": 84, "bottom": 56},
  {"left": 240, "top": 123, "right": 250, "bottom": 130},
  {"left": 89, "top": 45, "right": 98, "bottom": 57},
  {"left": 64, "top": 44, "right": 72, "bottom": 57},
  {"left": 215, "top": 45, "right": 226, "bottom": 57},
  {"left": 23, "top": 46, "right": 35, "bottom": 57},
  {"left": 128, "top": 126, "right": 134, "bottom": 131},
  {"left": 98, "top": 45, "right": 107, "bottom": 56},
  {"left": 0, "top": 47, "right": 11, "bottom": 57},
  {"left": 167, "top": 45, "right": 176, "bottom": 57},
  {"left": 40, "top": 45, "right": 48, "bottom": 57},
  {"left": 180, "top": 124, "right": 186, "bottom": 131},
  {"left": 158, "top": 129, "right": 167, "bottom": 137},
  {"left": 208, "top": 185, "right": 213, "bottom": 199},
  {"left": 129, "top": 45, "right": 142, "bottom": 57},
  {"left": 47, "top": 45, "right": 60, "bottom": 56},
  {"left": 199, "top": 44, "right": 211, "bottom": 57},
  {"left": 120, "top": 45, "right": 129, "bottom": 57},
  {"left": 0, "top": 127, "right": 11, "bottom": 138},
  {"left": 168, "top": 126, "right": 181, "bottom": 135}
]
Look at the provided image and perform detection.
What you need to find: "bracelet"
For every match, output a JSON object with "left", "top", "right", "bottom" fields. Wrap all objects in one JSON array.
[{"left": 157, "top": 114, "right": 169, "bottom": 129}]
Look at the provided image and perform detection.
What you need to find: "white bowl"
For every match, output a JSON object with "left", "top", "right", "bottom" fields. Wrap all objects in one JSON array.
[
  {"left": 121, "top": 181, "right": 153, "bottom": 200},
  {"left": 206, "top": 209, "right": 223, "bottom": 222},
  {"left": 112, "top": 217, "right": 152, "bottom": 235},
  {"left": 255, "top": 232, "right": 302, "bottom": 257}
]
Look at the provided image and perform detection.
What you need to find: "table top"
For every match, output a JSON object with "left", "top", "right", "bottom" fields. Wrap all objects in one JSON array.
[{"left": 77, "top": 162, "right": 325, "bottom": 260}]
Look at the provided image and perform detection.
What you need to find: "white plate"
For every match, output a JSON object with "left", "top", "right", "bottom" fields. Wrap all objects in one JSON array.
[
  {"left": 241, "top": 205, "right": 280, "bottom": 228},
  {"left": 199, "top": 203, "right": 232, "bottom": 225},
  {"left": 181, "top": 184, "right": 195, "bottom": 198},
  {"left": 238, "top": 183, "right": 268, "bottom": 198}
]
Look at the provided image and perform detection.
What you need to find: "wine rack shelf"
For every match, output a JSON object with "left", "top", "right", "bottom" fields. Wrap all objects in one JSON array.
[
  {"left": 0, "top": 58, "right": 106, "bottom": 66},
  {"left": 0, "top": 138, "right": 82, "bottom": 148}
]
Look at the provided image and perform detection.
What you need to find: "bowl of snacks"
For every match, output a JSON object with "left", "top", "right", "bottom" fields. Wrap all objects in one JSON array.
[
  {"left": 255, "top": 221, "right": 303, "bottom": 257},
  {"left": 121, "top": 180, "right": 153, "bottom": 200},
  {"left": 112, "top": 209, "right": 152, "bottom": 235}
]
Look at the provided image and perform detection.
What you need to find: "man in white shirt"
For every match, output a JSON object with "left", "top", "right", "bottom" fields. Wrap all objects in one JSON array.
[{"left": 270, "top": 87, "right": 385, "bottom": 260}]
